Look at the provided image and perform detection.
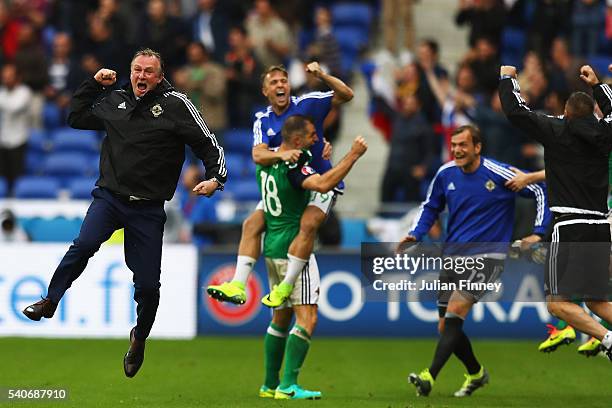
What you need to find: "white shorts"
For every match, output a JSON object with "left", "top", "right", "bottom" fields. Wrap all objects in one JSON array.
[
  {"left": 265, "top": 253, "right": 320, "bottom": 308},
  {"left": 255, "top": 190, "right": 337, "bottom": 215}
]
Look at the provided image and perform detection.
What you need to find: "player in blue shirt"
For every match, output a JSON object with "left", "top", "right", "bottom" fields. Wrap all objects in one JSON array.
[
  {"left": 208, "top": 62, "right": 354, "bottom": 307},
  {"left": 403, "top": 125, "right": 552, "bottom": 397}
]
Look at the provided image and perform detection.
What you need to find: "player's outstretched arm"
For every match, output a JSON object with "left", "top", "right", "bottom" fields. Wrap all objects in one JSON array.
[
  {"left": 252, "top": 143, "right": 301, "bottom": 166},
  {"left": 301, "top": 136, "right": 367, "bottom": 193},
  {"left": 306, "top": 61, "right": 354, "bottom": 106}
]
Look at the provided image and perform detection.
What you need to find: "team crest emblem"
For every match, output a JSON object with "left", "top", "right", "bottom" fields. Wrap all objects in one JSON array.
[
  {"left": 150, "top": 104, "right": 163, "bottom": 117},
  {"left": 301, "top": 165, "right": 315, "bottom": 176},
  {"left": 485, "top": 179, "right": 496, "bottom": 192}
]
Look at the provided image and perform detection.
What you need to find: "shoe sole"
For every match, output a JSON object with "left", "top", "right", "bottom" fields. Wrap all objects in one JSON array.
[
  {"left": 539, "top": 337, "right": 575, "bottom": 353},
  {"left": 207, "top": 288, "right": 245, "bottom": 305}
]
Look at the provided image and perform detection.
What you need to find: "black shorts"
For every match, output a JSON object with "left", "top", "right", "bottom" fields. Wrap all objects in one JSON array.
[
  {"left": 437, "top": 257, "right": 505, "bottom": 313},
  {"left": 545, "top": 214, "right": 611, "bottom": 301}
]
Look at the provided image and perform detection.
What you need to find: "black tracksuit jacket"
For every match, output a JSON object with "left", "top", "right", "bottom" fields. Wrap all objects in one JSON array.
[
  {"left": 68, "top": 77, "right": 227, "bottom": 201},
  {"left": 499, "top": 77, "right": 612, "bottom": 216}
]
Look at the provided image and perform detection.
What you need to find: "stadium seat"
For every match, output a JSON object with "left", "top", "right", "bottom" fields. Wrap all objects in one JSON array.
[
  {"left": 24, "top": 216, "right": 82, "bottom": 242},
  {"left": 42, "top": 152, "right": 96, "bottom": 184},
  {"left": 224, "top": 153, "right": 246, "bottom": 180},
  {"left": 25, "top": 151, "right": 44, "bottom": 175},
  {"left": 501, "top": 28, "right": 526, "bottom": 67},
  {"left": 331, "top": 3, "right": 373, "bottom": 28},
  {"left": 0, "top": 177, "right": 7, "bottom": 197},
  {"left": 52, "top": 129, "right": 99, "bottom": 154},
  {"left": 224, "top": 128, "right": 253, "bottom": 155},
  {"left": 14, "top": 176, "right": 61, "bottom": 199},
  {"left": 43, "top": 102, "right": 63, "bottom": 130},
  {"left": 50, "top": 128, "right": 100, "bottom": 154},
  {"left": 587, "top": 55, "right": 610, "bottom": 77},
  {"left": 225, "top": 179, "right": 260, "bottom": 201},
  {"left": 28, "top": 128, "right": 50, "bottom": 154},
  {"left": 68, "top": 177, "right": 98, "bottom": 199}
]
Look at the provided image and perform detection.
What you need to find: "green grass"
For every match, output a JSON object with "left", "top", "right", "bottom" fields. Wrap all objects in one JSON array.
[{"left": 1, "top": 336, "right": 611, "bottom": 407}]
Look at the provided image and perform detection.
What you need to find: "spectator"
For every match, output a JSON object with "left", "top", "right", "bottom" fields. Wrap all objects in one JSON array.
[
  {"left": 138, "top": 0, "right": 189, "bottom": 74},
  {"left": 549, "top": 36, "right": 588, "bottom": 93},
  {"left": 416, "top": 38, "right": 450, "bottom": 124},
  {"left": 245, "top": 0, "right": 293, "bottom": 68},
  {"left": 174, "top": 42, "right": 227, "bottom": 134},
  {"left": 0, "top": 209, "right": 29, "bottom": 242},
  {"left": 526, "top": 0, "right": 572, "bottom": 56},
  {"left": 83, "top": 13, "right": 126, "bottom": 79},
  {"left": 382, "top": 0, "right": 418, "bottom": 55},
  {"left": 465, "top": 36, "right": 501, "bottom": 99},
  {"left": 455, "top": 0, "right": 506, "bottom": 47},
  {"left": 180, "top": 164, "right": 221, "bottom": 247},
  {"left": 571, "top": 0, "right": 604, "bottom": 57},
  {"left": 14, "top": 22, "right": 47, "bottom": 129},
  {"left": 381, "top": 94, "right": 435, "bottom": 206},
  {"left": 0, "top": 63, "right": 32, "bottom": 194},
  {"left": 0, "top": 2, "right": 21, "bottom": 63},
  {"left": 224, "top": 25, "right": 265, "bottom": 128},
  {"left": 304, "top": 6, "right": 343, "bottom": 79},
  {"left": 45, "top": 32, "right": 78, "bottom": 113},
  {"left": 191, "top": 0, "right": 229, "bottom": 63},
  {"left": 516, "top": 51, "right": 545, "bottom": 96}
]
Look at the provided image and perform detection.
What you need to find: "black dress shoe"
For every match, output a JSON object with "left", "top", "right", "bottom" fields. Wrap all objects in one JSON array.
[
  {"left": 22, "top": 297, "right": 57, "bottom": 321},
  {"left": 124, "top": 327, "right": 146, "bottom": 378}
]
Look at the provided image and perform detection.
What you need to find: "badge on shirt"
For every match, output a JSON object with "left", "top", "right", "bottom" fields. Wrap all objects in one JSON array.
[
  {"left": 301, "top": 165, "right": 315, "bottom": 176},
  {"left": 485, "top": 179, "right": 496, "bottom": 192},
  {"left": 150, "top": 104, "right": 163, "bottom": 117}
]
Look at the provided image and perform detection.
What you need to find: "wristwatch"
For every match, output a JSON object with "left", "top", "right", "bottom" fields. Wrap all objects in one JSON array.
[{"left": 209, "top": 177, "right": 224, "bottom": 191}]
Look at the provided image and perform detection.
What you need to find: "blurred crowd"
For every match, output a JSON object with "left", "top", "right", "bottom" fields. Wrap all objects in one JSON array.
[{"left": 374, "top": 0, "right": 612, "bottom": 212}]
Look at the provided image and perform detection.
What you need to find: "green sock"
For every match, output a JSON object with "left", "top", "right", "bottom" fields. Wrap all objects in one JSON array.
[
  {"left": 555, "top": 319, "right": 568, "bottom": 330},
  {"left": 264, "top": 323, "right": 288, "bottom": 389},
  {"left": 601, "top": 319, "right": 610, "bottom": 330},
  {"left": 279, "top": 325, "right": 311, "bottom": 389}
]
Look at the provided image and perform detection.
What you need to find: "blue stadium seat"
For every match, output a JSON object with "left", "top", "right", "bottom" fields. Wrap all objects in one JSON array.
[
  {"left": 42, "top": 152, "right": 96, "bottom": 183},
  {"left": 25, "top": 217, "right": 82, "bottom": 242},
  {"left": 501, "top": 28, "right": 526, "bottom": 67},
  {"left": 0, "top": 177, "right": 7, "bottom": 197},
  {"left": 588, "top": 55, "right": 610, "bottom": 77},
  {"left": 334, "top": 26, "right": 368, "bottom": 53},
  {"left": 43, "top": 102, "right": 62, "bottom": 130},
  {"left": 28, "top": 128, "right": 50, "bottom": 153},
  {"left": 68, "top": 177, "right": 98, "bottom": 199},
  {"left": 14, "top": 176, "right": 61, "bottom": 199},
  {"left": 331, "top": 3, "right": 373, "bottom": 28},
  {"left": 25, "top": 151, "right": 44, "bottom": 175},
  {"left": 52, "top": 129, "right": 99, "bottom": 154},
  {"left": 224, "top": 128, "right": 253, "bottom": 155},
  {"left": 225, "top": 179, "right": 260, "bottom": 201},
  {"left": 224, "top": 153, "right": 246, "bottom": 180}
]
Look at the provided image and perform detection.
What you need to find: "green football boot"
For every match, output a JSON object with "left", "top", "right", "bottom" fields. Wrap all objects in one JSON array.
[
  {"left": 258, "top": 385, "right": 275, "bottom": 398},
  {"left": 577, "top": 337, "right": 602, "bottom": 357},
  {"left": 408, "top": 368, "right": 434, "bottom": 397},
  {"left": 454, "top": 366, "right": 489, "bottom": 397},
  {"left": 274, "top": 384, "right": 322, "bottom": 400}
]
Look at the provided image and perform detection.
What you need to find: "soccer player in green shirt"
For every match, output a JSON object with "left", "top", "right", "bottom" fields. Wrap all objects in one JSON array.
[{"left": 256, "top": 115, "right": 367, "bottom": 399}]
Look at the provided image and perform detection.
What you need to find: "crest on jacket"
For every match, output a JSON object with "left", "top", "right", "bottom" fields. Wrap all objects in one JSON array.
[{"left": 150, "top": 104, "right": 163, "bottom": 117}]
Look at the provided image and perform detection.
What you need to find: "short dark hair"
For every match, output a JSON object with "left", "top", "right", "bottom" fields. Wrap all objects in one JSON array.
[
  {"left": 281, "top": 115, "right": 314, "bottom": 143},
  {"left": 131, "top": 48, "right": 164, "bottom": 74},
  {"left": 452, "top": 125, "right": 482, "bottom": 146},
  {"left": 565, "top": 91, "right": 594, "bottom": 119},
  {"left": 421, "top": 38, "right": 439, "bottom": 56},
  {"left": 261, "top": 64, "right": 288, "bottom": 85}
]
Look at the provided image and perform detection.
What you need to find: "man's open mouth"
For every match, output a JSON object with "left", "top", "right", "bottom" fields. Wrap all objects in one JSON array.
[{"left": 137, "top": 83, "right": 147, "bottom": 92}]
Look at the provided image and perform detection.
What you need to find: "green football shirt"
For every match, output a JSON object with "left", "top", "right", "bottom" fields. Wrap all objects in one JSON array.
[{"left": 256, "top": 151, "right": 316, "bottom": 259}]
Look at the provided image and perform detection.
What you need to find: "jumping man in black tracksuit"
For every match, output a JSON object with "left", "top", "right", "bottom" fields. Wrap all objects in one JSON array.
[
  {"left": 499, "top": 63, "right": 612, "bottom": 361},
  {"left": 22, "top": 48, "right": 227, "bottom": 377}
]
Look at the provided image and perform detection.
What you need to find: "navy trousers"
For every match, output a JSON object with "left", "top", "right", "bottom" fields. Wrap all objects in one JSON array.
[{"left": 47, "top": 187, "right": 166, "bottom": 340}]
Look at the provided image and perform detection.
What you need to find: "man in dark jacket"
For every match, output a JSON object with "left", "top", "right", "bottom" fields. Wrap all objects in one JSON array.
[
  {"left": 22, "top": 48, "right": 227, "bottom": 377},
  {"left": 499, "top": 63, "right": 612, "bottom": 361}
]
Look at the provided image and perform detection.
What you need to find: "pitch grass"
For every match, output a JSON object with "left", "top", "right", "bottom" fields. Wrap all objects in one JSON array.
[{"left": 1, "top": 337, "right": 611, "bottom": 408}]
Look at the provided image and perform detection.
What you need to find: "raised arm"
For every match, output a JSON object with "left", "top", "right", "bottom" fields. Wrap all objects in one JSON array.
[
  {"left": 67, "top": 68, "right": 115, "bottom": 130},
  {"left": 301, "top": 136, "right": 367, "bottom": 192},
  {"left": 306, "top": 61, "right": 354, "bottom": 106},
  {"left": 498, "top": 65, "right": 555, "bottom": 145}
]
